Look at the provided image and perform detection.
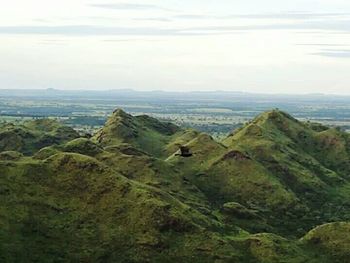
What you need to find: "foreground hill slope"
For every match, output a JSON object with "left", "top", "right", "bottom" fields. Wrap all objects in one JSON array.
[
  {"left": 0, "top": 151, "right": 336, "bottom": 263},
  {"left": 0, "top": 153, "right": 233, "bottom": 262},
  {"left": 0, "top": 109, "right": 349, "bottom": 262}
]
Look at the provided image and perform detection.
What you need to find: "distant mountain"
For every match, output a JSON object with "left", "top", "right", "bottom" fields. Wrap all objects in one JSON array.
[
  {"left": 0, "top": 109, "right": 349, "bottom": 262},
  {"left": 1, "top": 88, "right": 349, "bottom": 102}
]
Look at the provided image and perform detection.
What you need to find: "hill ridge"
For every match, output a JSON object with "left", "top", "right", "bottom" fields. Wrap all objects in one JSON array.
[{"left": 0, "top": 108, "right": 349, "bottom": 262}]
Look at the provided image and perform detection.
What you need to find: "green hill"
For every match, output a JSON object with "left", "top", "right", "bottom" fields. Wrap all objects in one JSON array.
[
  {"left": 0, "top": 109, "right": 349, "bottom": 262},
  {"left": 0, "top": 119, "right": 79, "bottom": 155},
  {"left": 167, "top": 110, "right": 350, "bottom": 234},
  {"left": 92, "top": 109, "right": 197, "bottom": 158}
]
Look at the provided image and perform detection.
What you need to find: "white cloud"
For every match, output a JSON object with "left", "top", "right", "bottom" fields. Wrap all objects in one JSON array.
[{"left": 0, "top": 0, "right": 350, "bottom": 94}]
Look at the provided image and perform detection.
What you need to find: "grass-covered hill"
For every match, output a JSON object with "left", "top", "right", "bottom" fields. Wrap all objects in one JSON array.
[
  {"left": 0, "top": 109, "right": 349, "bottom": 262},
  {"left": 92, "top": 109, "right": 198, "bottom": 158},
  {"left": 0, "top": 119, "right": 79, "bottom": 155},
  {"left": 168, "top": 110, "right": 350, "bottom": 235}
]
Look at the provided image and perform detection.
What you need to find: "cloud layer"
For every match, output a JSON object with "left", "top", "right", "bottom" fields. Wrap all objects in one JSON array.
[
  {"left": 89, "top": 3, "right": 172, "bottom": 11},
  {"left": 1, "top": 18, "right": 350, "bottom": 36},
  {"left": 1, "top": 1, "right": 350, "bottom": 94}
]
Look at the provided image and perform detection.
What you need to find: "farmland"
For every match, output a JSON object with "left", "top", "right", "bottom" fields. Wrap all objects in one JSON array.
[{"left": 1, "top": 89, "right": 349, "bottom": 138}]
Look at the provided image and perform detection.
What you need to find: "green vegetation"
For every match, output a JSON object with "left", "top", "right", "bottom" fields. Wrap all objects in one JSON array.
[
  {"left": 301, "top": 222, "right": 350, "bottom": 262},
  {"left": 0, "top": 108, "right": 349, "bottom": 262},
  {"left": 92, "top": 109, "right": 191, "bottom": 158},
  {"left": 0, "top": 119, "right": 79, "bottom": 155}
]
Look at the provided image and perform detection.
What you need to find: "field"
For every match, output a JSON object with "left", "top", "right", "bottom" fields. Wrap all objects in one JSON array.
[{"left": 0, "top": 89, "right": 349, "bottom": 138}]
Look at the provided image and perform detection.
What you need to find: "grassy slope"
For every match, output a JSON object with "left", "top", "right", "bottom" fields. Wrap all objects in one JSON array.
[
  {"left": 221, "top": 110, "right": 350, "bottom": 233},
  {"left": 0, "top": 119, "right": 79, "bottom": 155},
  {"left": 301, "top": 222, "right": 350, "bottom": 263},
  {"left": 0, "top": 109, "right": 349, "bottom": 262},
  {"left": 0, "top": 153, "right": 332, "bottom": 263},
  {"left": 168, "top": 110, "right": 350, "bottom": 236},
  {"left": 92, "top": 109, "right": 198, "bottom": 158},
  {"left": 0, "top": 153, "right": 241, "bottom": 262}
]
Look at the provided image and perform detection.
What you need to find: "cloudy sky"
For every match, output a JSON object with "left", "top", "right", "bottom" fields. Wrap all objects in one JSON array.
[{"left": 1, "top": 0, "right": 350, "bottom": 94}]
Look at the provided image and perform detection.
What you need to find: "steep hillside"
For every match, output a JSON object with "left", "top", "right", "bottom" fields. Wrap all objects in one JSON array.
[
  {"left": 92, "top": 109, "right": 198, "bottom": 158},
  {"left": 221, "top": 110, "right": 350, "bottom": 232},
  {"left": 168, "top": 109, "right": 350, "bottom": 235},
  {"left": 33, "top": 138, "right": 213, "bottom": 216},
  {"left": 224, "top": 110, "right": 350, "bottom": 177},
  {"left": 301, "top": 222, "right": 350, "bottom": 262},
  {"left": 0, "top": 109, "right": 349, "bottom": 262},
  {"left": 0, "top": 153, "right": 232, "bottom": 262},
  {"left": 0, "top": 151, "right": 338, "bottom": 263}
]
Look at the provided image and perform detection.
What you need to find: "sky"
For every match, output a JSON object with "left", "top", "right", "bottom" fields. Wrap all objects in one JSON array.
[{"left": 1, "top": 1, "right": 350, "bottom": 94}]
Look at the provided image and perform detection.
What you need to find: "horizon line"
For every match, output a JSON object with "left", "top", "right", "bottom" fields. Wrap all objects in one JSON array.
[{"left": 0, "top": 88, "right": 349, "bottom": 97}]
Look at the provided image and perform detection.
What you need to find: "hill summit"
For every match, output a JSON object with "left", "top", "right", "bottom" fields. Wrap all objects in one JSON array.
[
  {"left": 92, "top": 108, "right": 195, "bottom": 157},
  {"left": 0, "top": 109, "right": 349, "bottom": 262}
]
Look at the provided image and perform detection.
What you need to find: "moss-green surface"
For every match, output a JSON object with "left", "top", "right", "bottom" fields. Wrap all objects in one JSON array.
[
  {"left": 0, "top": 119, "right": 79, "bottom": 155},
  {"left": 0, "top": 109, "right": 349, "bottom": 262}
]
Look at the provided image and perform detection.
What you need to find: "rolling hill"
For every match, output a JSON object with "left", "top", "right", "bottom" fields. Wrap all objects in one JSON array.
[
  {"left": 0, "top": 119, "right": 79, "bottom": 155},
  {"left": 0, "top": 109, "right": 349, "bottom": 262}
]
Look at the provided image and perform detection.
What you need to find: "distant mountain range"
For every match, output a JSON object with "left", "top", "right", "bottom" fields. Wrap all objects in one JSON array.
[
  {"left": 0, "top": 109, "right": 349, "bottom": 262},
  {"left": 0, "top": 88, "right": 349, "bottom": 101}
]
